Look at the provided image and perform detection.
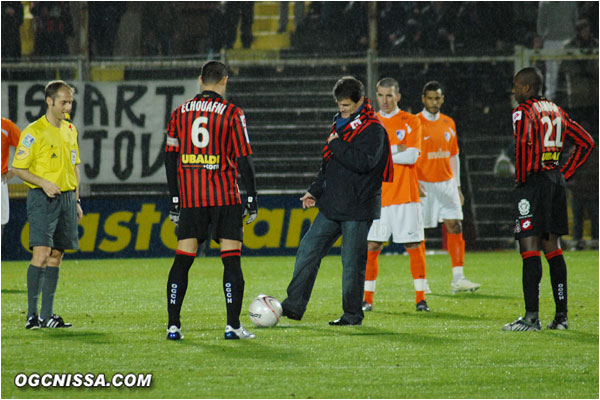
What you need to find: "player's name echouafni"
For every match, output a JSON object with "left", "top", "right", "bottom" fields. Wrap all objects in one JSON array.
[{"left": 180, "top": 100, "right": 227, "bottom": 115}]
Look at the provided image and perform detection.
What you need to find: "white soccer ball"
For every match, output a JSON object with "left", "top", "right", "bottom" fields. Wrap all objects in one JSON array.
[{"left": 249, "top": 294, "right": 282, "bottom": 327}]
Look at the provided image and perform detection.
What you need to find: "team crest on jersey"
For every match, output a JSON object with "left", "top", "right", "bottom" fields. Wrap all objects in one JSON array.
[
  {"left": 22, "top": 134, "right": 35, "bottom": 148},
  {"left": 396, "top": 130, "right": 405, "bottom": 141},
  {"left": 514, "top": 219, "right": 521, "bottom": 233},
  {"left": 444, "top": 131, "right": 451, "bottom": 142},
  {"left": 518, "top": 199, "right": 530, "bottom": 216}
]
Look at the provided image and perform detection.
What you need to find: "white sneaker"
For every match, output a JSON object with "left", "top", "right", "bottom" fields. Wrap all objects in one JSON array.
[
  {"left": 224, "top": 325, "right": 256, "bottom": 340},
  {"left": 451, "top": 278, "right": 481, "bottom": 294},
  {"left": 166, "top": 325, "right": 184, "bottom": 340}
]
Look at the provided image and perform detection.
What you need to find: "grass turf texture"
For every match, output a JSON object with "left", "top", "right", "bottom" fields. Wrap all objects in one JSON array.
[{"left": 1, "top": 250, "right": 598, "bottom": 399}]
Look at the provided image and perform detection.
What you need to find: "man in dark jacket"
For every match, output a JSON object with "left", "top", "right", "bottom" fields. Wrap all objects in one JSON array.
[{"left": 281, "top": 77, "right": 393, "bottom": 326}]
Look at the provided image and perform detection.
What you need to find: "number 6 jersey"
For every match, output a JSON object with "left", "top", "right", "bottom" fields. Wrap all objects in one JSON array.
[
  {"left": 165, "top": 90, "right": 252, "bottom": 207},
  {"left": 512, "top": 96, "right": 594, "bottom": 184}
]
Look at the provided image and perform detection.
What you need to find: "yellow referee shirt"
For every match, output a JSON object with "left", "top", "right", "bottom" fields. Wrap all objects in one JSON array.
[{"left": 12, "top": 116, "right": 80, "bottom": 191}]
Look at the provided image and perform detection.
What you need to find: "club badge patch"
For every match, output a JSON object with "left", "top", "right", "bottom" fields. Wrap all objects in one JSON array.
[
  {"left": 514, "top": 219, "right": 521, "bottom": 233},
  {"left": 518, "top": 199, "right": 530, "bottom": 216},
  {"left": 15, "top": 146, "right": 30, "bottom": 160},
  {"left": 444, "top": 131, "right": 451, "bottom": 142},
  {"left": 396, "top": 130, "right": 405, "bottom": 141},
  {"left": 22, "top": 134, "right": 35, "bottom": 148}
]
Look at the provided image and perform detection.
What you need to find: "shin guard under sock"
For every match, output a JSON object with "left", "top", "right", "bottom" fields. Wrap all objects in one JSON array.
[
  {"left": 221, "top": 249, "right": 244, "bottom": 329},
  {"left": 546, "top": 249, "right": 567, "bottom": 315},
  {"left": 521, "top": 251, "right": 542, "bottom": 317},
  {"left": 167, "top": 251, "right": 195, "bottom": 328}
]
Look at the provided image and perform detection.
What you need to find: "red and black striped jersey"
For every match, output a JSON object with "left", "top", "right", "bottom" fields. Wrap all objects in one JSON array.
[
  {"left": 165, "top": 91, "right": 252, "bottom": 207},
  {"left": 512, "top": 97, "right": 594, "bottom": 184}
]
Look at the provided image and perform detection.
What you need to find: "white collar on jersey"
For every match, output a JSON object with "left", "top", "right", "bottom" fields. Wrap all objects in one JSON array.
[
  {"left": 379, "top": 108, "right": 400, "bottom": 119},
  {"left": 421, "top": 108, "right": 440, "bottom": 122}
]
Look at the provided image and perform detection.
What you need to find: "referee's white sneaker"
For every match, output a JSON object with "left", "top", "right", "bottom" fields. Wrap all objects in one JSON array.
[
  {"left": 224, "top": 325, "right": 256, "bottom": 340},
  {"left": 451, "top": 278, "right": 481, "bottom": 294}
]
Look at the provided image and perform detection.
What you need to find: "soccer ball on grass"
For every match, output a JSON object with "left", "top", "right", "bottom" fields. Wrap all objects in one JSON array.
[{"left": 249, "top": 294, "right": 282, "bottom": 327}]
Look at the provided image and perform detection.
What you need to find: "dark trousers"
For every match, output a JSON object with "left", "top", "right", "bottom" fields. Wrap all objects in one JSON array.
[
  {"left": 282, "top": 212, "right": 372, "bottom": 324},
  {"left": 571, "top": 195, "right": 599, "bottom": 241}
]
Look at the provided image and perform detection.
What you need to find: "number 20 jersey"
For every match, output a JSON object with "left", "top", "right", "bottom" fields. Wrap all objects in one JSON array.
[
  {"left": 165, "top": 91, "right": 252, "bottom": 208},
  {"left": 512, "top": 97, "right": 593, "bottom": 184}
]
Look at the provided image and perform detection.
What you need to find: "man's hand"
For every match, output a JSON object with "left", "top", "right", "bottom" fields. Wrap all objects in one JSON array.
[
  {"left": 40, "top": 180, "right": 61, "bottom": 198},
  {"left": 458, "top": 186, "right": 464, "bottom": 206},
  {"left": 327, "top": 132, "right": 339, "bottom": 143},
  {"left": 419, "top": 183, "right": 426, "bottom": 198},
  {"left": 76, "top": 202, "right": 83, "bottom": 222},
  {"left": 243, "top": 193, "right": 258, "bottom": 224},
  {"left": 300, "top": 192, "right": 316, "bottom": 209},
  {"left": 169, "top": 197, "right": 180, "bottom": 224}
]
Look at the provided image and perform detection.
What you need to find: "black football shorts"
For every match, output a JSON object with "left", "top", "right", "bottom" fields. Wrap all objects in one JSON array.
[
  {"left": 513, "top": 170, "right": 568, "bottom": 239},
  {"left": 177, "top": 204, "right": 243, "bottom": 243}
]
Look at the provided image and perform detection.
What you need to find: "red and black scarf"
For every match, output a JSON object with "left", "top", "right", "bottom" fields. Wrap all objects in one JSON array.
[{"left": 322, "top": 98, "right": 394, "bottom": 182}]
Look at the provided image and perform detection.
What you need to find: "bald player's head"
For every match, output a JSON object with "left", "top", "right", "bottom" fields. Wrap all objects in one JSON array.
[{"left": 513, "top": 67, "right": 544, "bottom": 103}]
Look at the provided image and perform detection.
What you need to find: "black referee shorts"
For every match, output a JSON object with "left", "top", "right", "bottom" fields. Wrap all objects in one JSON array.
[
  {"left": 513, "top": 170, "right": 568, "bottom": 239},
  {"left": 177, "top": 204, "right": 243, "bottom": 243}
]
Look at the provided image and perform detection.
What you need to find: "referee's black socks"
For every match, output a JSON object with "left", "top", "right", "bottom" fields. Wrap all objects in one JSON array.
[
  {"left": 167, "top": 251, "right": 195, "bottom": 328},
  {"left": 221, "top": 249, "right": 244, "bottom": 329}
]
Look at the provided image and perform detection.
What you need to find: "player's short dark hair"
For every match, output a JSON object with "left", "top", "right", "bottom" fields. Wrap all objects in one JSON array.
[
  {"left": 201, "top": 60, "right": 229, "bottom": 85},
  {"left": 515, "top": 67, "right": 543, "bottom": 94},
  {"left": 422, "top": 81, "right": 443, "bottom": 96},
  {"left": 377, "top": 78, "right": 400, "bottom": 96},
  {"left": 333, "top": 76, "right": 365, "bottom": 103},
  {"left": 45, "top": 80, "right": 74, "bottom": 101}
]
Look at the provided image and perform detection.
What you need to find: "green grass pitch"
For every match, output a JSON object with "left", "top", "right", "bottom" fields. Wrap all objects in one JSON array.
[{"left": 1, "top": 250, "right": 598, "bottom": 398}]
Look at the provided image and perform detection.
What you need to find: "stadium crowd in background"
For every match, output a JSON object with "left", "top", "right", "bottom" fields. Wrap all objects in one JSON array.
[
  {"left": 1, "top": 2, "right": 23, "bottom": 59},
  {"left": 12, "top": 80, "right": 83, "bottom": 330},
  {"left": 2, "top": 2, "right": 597, "bottom": 60}
]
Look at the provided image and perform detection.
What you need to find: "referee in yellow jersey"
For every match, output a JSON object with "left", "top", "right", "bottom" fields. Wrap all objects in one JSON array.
[{"left": 13, "top": 80, "right": 83, "bottom": 329}]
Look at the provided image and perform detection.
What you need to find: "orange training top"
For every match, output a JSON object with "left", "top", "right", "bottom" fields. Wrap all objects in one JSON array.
[
  {"left": 416, "top": 112, "right": 458, "bottom": 182},
  {"left": 379, "top": 109, "right": 422, "bottom": 206},
  {"left": 1, "top": 117, "right": 21, "bottom": 175}
]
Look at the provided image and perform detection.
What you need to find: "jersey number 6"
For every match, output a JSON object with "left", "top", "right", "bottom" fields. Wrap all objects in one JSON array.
[{"left": 191, "top": 116, "right": 209, "bottom": 148}]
